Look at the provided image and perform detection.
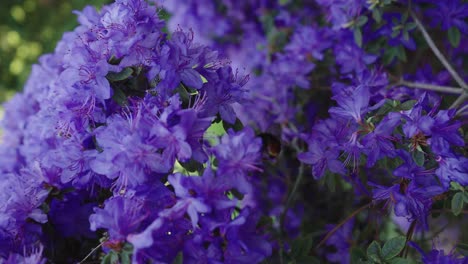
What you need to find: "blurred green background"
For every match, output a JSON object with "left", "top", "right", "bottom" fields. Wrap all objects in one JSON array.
[{"left": 0, "top": 0, "right": 110, "bottom": 103}]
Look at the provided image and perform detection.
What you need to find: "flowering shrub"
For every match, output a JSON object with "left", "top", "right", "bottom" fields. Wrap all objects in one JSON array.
[{"left": 0, "top": 0, "right": 467, "bottom": 263}]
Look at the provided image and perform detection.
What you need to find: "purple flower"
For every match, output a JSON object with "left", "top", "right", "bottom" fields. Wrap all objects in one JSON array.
[
  {"left": 401, "top": 105, "right": 434, "bottom": 138},
  {"left": 362, "top": 112, "right": 400, "bottom": 167},
  {"left": 372, "top": 180, "right": 443, "bottom": 229},
  {"left": 435, "top": 155, "right": 468, "bottom": 190},
  {"left": 334, "top": 42, "right": 377, "bottom": 74},
  {"left": 425, "top": 0, "right": 468, "bottom": 33},
  {"left": 90, "top": 196, "right": 146, "bottom": 242},
  {"left": 214, "top": 127, "right": 262, "bottom": 193},
  {"left": 298, "top": 140, "right": 346, "bottom": 179},
  {"left": 324, "top": 219, "right": 354, "bottom": 264},
  {"left": 411, "top": 242, "right": 468, "bottom": 264},
  {"left": 329, "top": 85, "right": 370, "bottom": 123}
]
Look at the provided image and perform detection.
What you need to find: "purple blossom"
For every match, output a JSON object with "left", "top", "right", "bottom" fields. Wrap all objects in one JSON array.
[
  {"left": 298, "top": 140, "right": 346, "bottom": 179},
  {"left": 361, "top": 112, "right": 401, "bottom": 167},
  {"left": 329, "top": 84, "right": 370, "bottom": 123},
  {"left": 425, "top": 0, "right": 468, "bottom": 33}
]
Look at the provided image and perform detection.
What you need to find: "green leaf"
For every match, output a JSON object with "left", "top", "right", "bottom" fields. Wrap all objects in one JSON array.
[
  {"left": 222, "top": 118, "right": 244, "bottom": 132},
  {"left": 367, "top": 241, "right": 382, "bottom": 263},
  {"left": 450, "top": 181, "right": 464, "bottom": 191},
  {"left": 395, "top": 46, "right": 406, "bottom": 62},
  {"left": 111, "top": 87, "right": 128, "bottom": 106},
  {"left": 354, "top": 28, "right": 363, "bottom": 47},
  {"left": 390, "top": 257, "right": 410, "bottom": 264},
  {"left": 412, "top": 151, "right": 425, "bottom": 167},
  {"left": 120, "top": 251, "right": 131, "bottom": 264},
  {"left": 382, "top": 236, "right": 406, "bottom": 260},
  {"left": 101, "top": 251, "right": 119, "bottom": 264},
  {"left": 106, "top": 67, "right": 134, "bottom": 82},
  {"left": 398, "top": 100, "right": 417, "bottom": 111},
  {"left": 356, "top": 16, "right": 368, "bottom": 27},
  {"left": 448, "top": 27, "right": 461, "bottom": 48},
  {"left": 463, "top": 192, "right": 468, "bottom": 204},
  {"left": 372, "top": 9, "right": 382, "bottom": 23},
  {"left": 351, "top": 247, "right": 367, "bottom": 263},
  {"left": 375, "top": 100, "right": 396, "bottom": 116},
  {"left": 456, "top": 243, "right": 468, "bottom": 256},
  {"left": 294, "top": 256, "right": 321, "bottom": 264},
  {"left": 452, "top": 192, "right": 464, "bottom": 216},
  {"left": 290, "top": 234, "right": 314, "bottom": 258},
  {"left": 172, "top": 252, "right": 183, "bottom": 264},
  {"left": 405, "top": 22, "right": 417, "bottom": 31}
]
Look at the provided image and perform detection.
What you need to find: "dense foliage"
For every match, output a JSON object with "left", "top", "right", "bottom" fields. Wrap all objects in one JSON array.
[{"left": 0, "top": 0, "right": 467, "bottom": 263}]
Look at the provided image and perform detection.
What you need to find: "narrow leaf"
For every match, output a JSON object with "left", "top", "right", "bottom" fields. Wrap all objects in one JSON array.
[
  {"left": 107, "top": 67, "right": 134, "bottom": 82},
  {"left": 452, "top": 192, "right": 464, "bottom": 216},
  {"left": 448, "top": 27, "right": 461, "bottom": 48},
  {"left": 354, "top": 28, "right": 363, "bottom": 47}
]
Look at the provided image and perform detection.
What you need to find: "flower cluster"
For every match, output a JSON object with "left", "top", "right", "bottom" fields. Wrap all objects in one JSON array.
[
  {"left": 1, "top": 0, "right": 467, "bottom": 263},
  {"left": 0, "top": 0, "right": 273, "bottom": 262}
]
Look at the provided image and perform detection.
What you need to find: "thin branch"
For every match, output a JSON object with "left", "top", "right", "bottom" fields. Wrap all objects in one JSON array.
[
  {"left": 456, "top": 102, "right": 468, "bottom": 116},
  {"left": 410, "top": 11, "right": 468, "bottom": 92},
  {"left": 315, "top": 202, "right": 371, "bottom": 249},
  {"left": 397, "top": 79, "right": 463, "bottom": 94},
  {"left": 79, "top": 240, "right": 106, "bottom": 264},
  {"left": 401, "top": 220, "right": 417, "bottom": 258},
  {"left": 451, "top": 92, "right": 468, "bottom": 109}
]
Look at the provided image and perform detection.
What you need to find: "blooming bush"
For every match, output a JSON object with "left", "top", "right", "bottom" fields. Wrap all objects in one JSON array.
[{"left": 0, "top": 0, "right": 467, "bottom": 263}]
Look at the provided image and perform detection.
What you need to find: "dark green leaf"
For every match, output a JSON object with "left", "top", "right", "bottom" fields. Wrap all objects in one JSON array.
[
  {"left": 106, "top": 67, "right": 134, "bottom": 82},
  {"left": 222, "top": 118, "right": 244, "bottom": 132},
  {"left": 101, "top": 251, "right": 118, "bottom": 264},
  {"left": 412, "top": 151, "right": 425, "bottom": 167},
  {"left": 111, "top": 87, "right": 128, "bottom": 106},
  {"left": 450, "top": 181, "right": 464, "bottom": 191},
  {"left": 398, "top": 100, "right": 417, "bottom": 111},
  {"left": 351, "top": 247, "right": 367, "bottom": 263},
  {"left": 405, "top": 22, "right": 417, "bottom": 31},
  {"left": 448, "top": 27, "right": 461, "bottom": 48},
  {"left": 390, "top": 257, "right": 410, "bottom": 264},
  {"left": 402, "top": 30, "right": 409, "bottom": 41},
  {"left": 354, "top": 28, "right": 363, "bottom": 47},
  {"left": 294, "top": 256, "right": 320, "bottom": 264},
  {"left": 395, "top": 46, "right": 406, "bottom": 62},
  {"left": 456, "top": 243, "right": 468, "bottom": 256},
  {"left": 382, "top": 236, "right": 406, "bottom": 260},
  {"left": 179, "top": 159, "right": 204, "bottom": 173},
  {"left": 367, "top": 241, "right": 382, "bottom": 263},
  {"left": 463, "top": 192, "right": 468, "bottom": 203},
  {"left": 452, "top": 192, "right": 464, "bottom": 216},
  {"left": 172, "top": 252, "right": 183, "bottom": 264},
  {"left": 375, "top": 100, "right": 396, "bottom": 116},
  {"left": 121, "top": 252, "right": 131, "bottom": 264},
  {"left": 391, "top": 30, "right": 400, "bottom": 38},
  {"left": 356, "top": 16, "right": 368, "bottom": 27},
  {"left": 290, "top": 234, "right": 313, "bottom": 258},
  {"left": 372, "top": 9, "right": 382, "bottom": 23}
]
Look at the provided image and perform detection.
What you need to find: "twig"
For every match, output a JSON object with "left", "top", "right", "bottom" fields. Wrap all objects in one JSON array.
[
  {"left": 410, "top": 11, "right": 468, "bottom": 92},
  {"left": 397, "top": 80, "right": 463, "bottom": 94},
  {"left": 278, "top": 139, "right": 305, "bottom": 264},
  {"left": 451, "top": 92, "right": 468, "bottom": 109},
  {"left": 79, "top": 240, "right": 106, "bottom": 264},
  {"left": 315, "top": 202, "right": 371, "bottom": 249},
  {"left": 401, "top": 220, "right": 417, "bottom": 258},
  {"left": 456, "top": 103, "right": 468, "bottom": 116}
]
